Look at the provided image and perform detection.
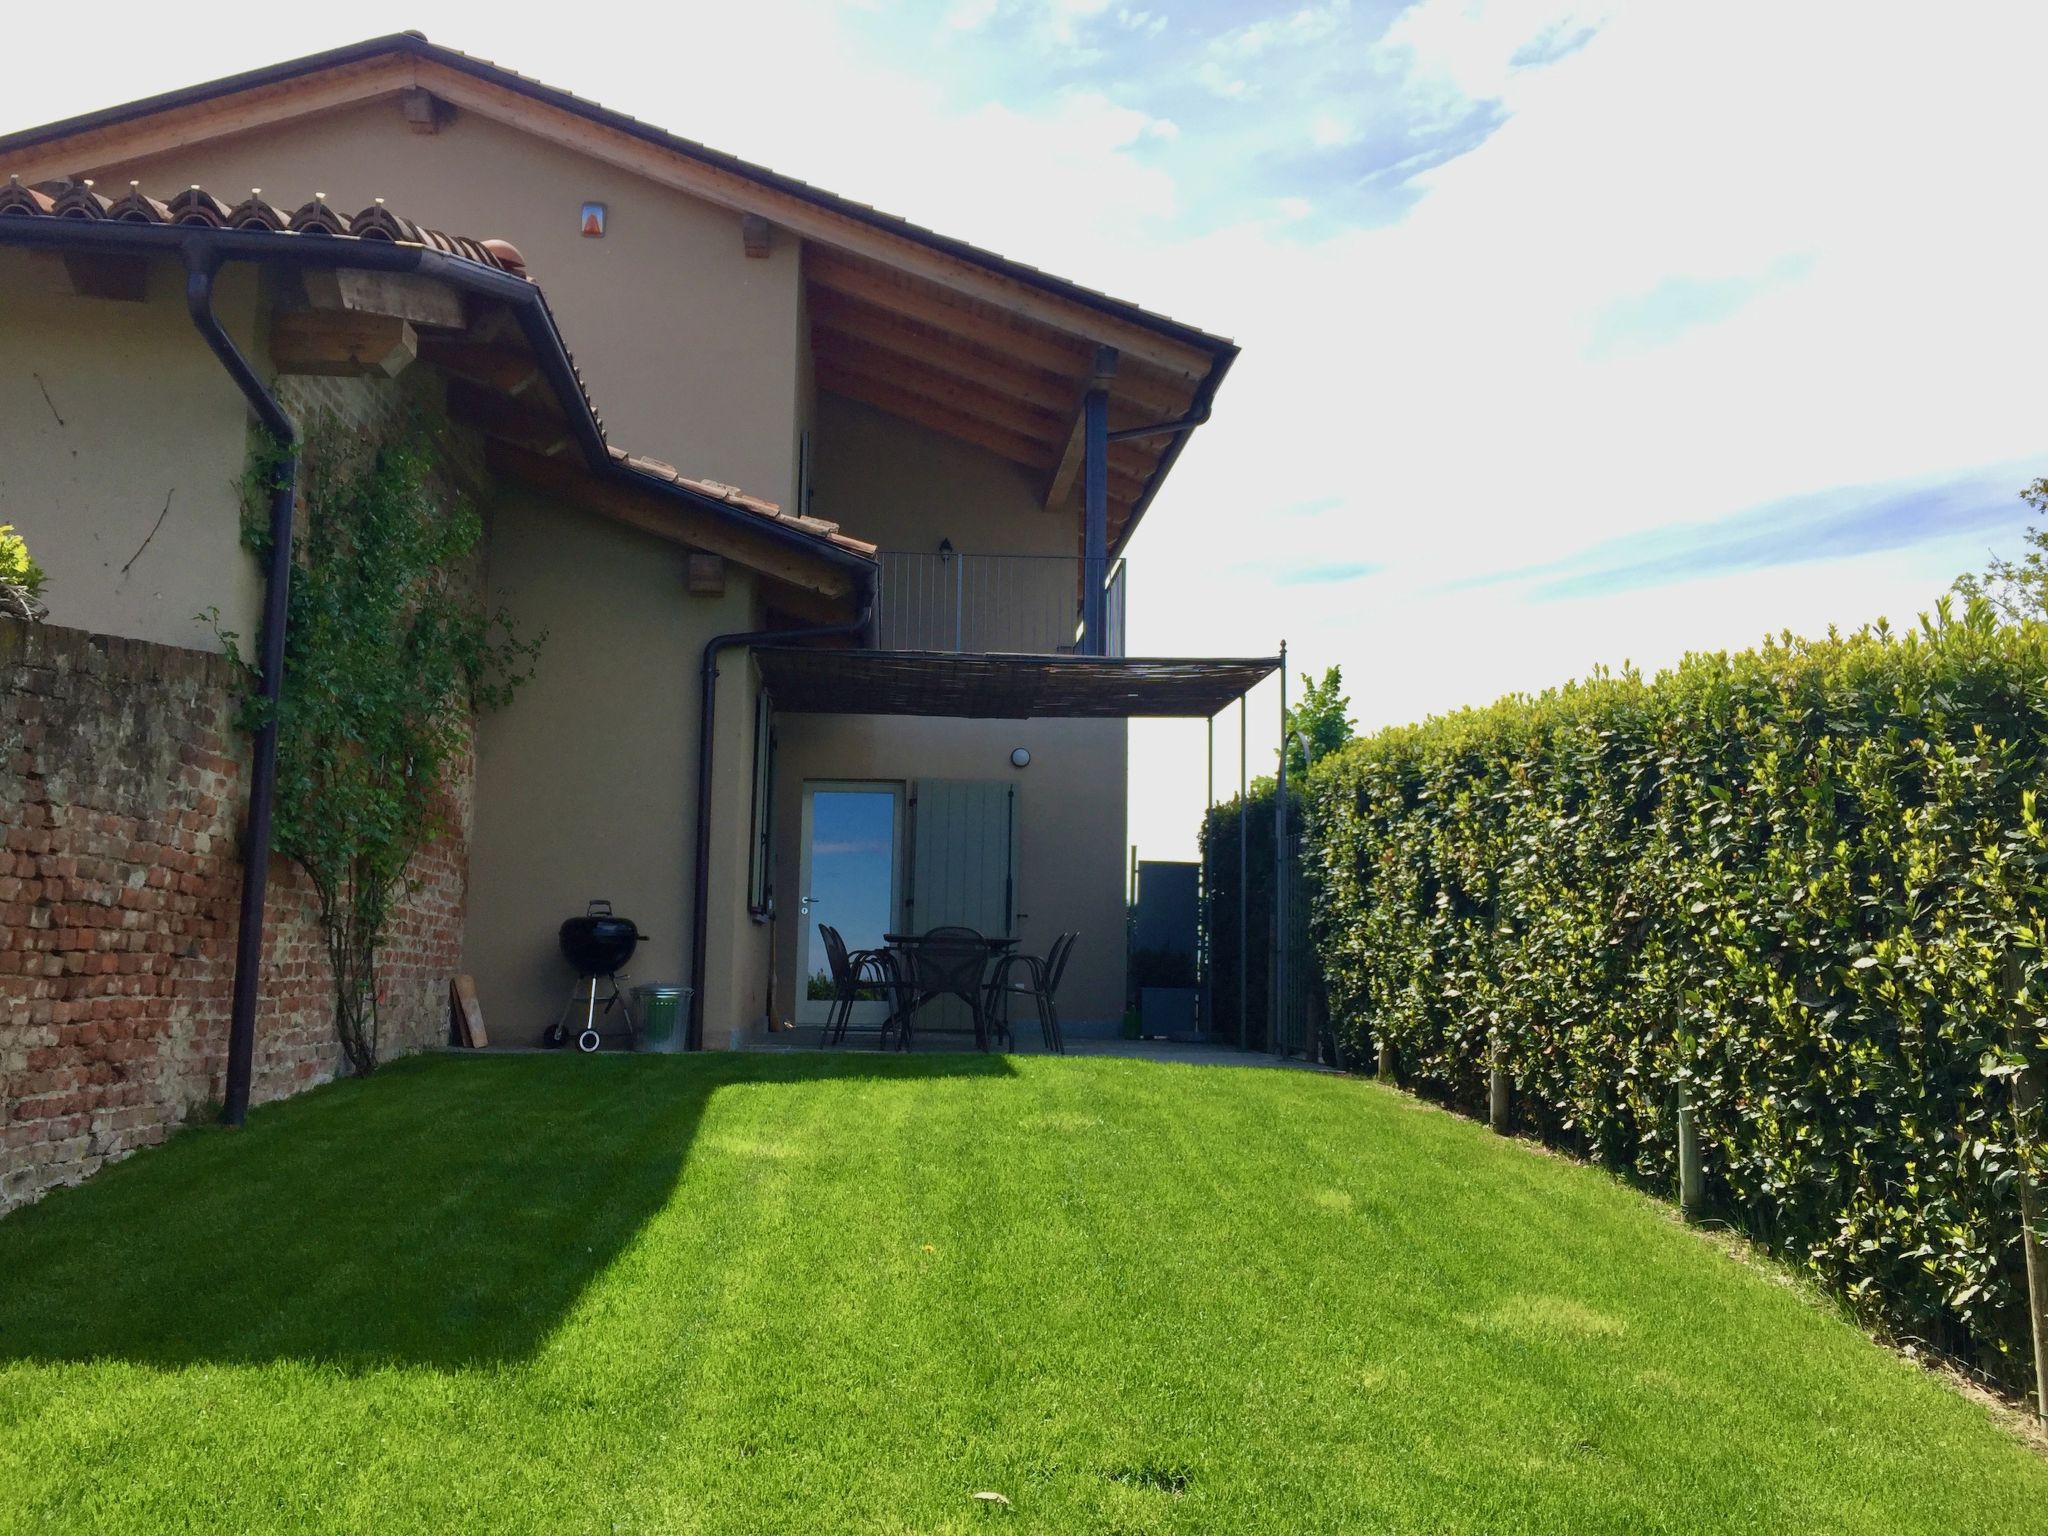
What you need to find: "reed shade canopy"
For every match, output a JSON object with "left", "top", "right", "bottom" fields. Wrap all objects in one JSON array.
[{"left": 751, "top": 649, "right": 1281, "bottom": 719}]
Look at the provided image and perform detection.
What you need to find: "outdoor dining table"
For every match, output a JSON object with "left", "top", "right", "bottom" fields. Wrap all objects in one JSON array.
[{"left": 883, "top": 932, "right": 1018, "bottom": 1050}]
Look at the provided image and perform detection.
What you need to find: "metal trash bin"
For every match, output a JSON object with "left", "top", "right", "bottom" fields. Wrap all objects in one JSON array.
[{"left": 633, "top": 985, "right": 690, "bottom": 1053}]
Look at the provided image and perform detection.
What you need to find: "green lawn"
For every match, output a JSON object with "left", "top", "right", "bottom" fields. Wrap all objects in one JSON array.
[{"left": 0, "top": 1053, "right": 2042, "bottom": 1533}]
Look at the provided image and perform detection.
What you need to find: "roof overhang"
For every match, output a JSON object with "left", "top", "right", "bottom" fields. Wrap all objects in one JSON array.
[
  {"left": 0, "top": 213, "right": 875, "bottom": 600},
  {"left": 0, "top": 32, "right": 1238, "bottom": 554},
  {"left": 754, "top": 649, "right": 1279, "bottom": 720}
]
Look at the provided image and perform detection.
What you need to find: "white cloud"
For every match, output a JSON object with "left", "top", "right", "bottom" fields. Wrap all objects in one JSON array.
[
  {"left": 1376, "top": 0, "right": 1609, "bottom": 104},
  {"left": 944, "top": 0, "right": 1000, "bottom": 33},
  {"left": 1109, "top": 2, "right": 2048, "bottom": 854},
  {"left": 1045, "top": 0, "right": 1115, "bottom": 48},
  {"left": 1195, "top": 61, "right": 1252, "bottom": 100},
  {"left": 1308, "top": 112, "right": 1355, "bottom": 148},
  {"left": 1212, "top": 1, "right": 1354, "bottom": 61}
]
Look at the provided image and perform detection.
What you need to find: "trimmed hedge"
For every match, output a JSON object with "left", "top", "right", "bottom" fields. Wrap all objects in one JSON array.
[
  {"left": 1200, "top": 782, "right": 1282, "bottom": 1050},
  {"left": 1304, "top": 603, "right": 2048, "bottom": 1386}
]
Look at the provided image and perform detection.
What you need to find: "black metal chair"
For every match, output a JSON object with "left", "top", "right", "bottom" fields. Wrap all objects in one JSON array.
[
  {"left": 817, "top": 925, "right": 899, "bottom": 1048},
  {"left": 901, "top": 927, "right": 994, "bottom": 1050},
  {"left": 985, "top": 932, "right": 1076, "bottom": 1054}
]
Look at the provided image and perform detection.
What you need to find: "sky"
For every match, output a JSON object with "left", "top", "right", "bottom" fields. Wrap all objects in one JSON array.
[{"left": 10, "top": 2, "right": 2047, "bottom": 860}]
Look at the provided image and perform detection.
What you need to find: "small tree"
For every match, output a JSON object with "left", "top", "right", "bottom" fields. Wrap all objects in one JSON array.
[
  {"left": 1953, "top": 479, "right": 2048, "bottom": 622},
  {"left": 0, "top": 523, "right": 46, "bottom": 597},
  {"left": 225, "top": 417, "right": 539, "bottom": 1076},
  {"left": 1282, "top": 665, "right": 1355, "bottom": 780},
  {"left": 0, "top": 522, "right": 48, "bottom": 621}
]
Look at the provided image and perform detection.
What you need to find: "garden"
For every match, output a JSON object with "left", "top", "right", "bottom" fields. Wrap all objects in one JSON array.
[{"left": 2, "top": 1051, "right": 2042, "bottom": 1533}]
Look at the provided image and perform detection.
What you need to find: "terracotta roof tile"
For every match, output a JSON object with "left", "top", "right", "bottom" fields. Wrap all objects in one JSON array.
[
  {"left": 49, "top": 180, "right": 111, "bottom": 219},
  {"left": 164, "top": 186, "right": 231, "bottom": 225},
  {"left": 610, "top": 450, "right": 875, "bottom": 556},
  {"left": 0, "top": 179, "right": 53, "bottom": 215},
  {"left": 0, "top": 175, "right": 529, "bottom": 263},
  {"left": 106, "top": 183, "right": 171, "bottom": 222}
]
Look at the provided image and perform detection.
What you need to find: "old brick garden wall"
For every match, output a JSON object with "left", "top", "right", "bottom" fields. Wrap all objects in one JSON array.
[{"left": 0, "top": 618, "right": 471, "bottom": 1213}]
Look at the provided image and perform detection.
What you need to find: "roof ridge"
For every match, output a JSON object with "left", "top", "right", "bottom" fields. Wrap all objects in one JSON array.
[{"left": 0, "top": 33, "right": 1237, "bottom": 354}]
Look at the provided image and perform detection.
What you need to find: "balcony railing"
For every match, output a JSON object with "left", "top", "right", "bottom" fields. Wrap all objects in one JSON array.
[{"left": 874, "top": 551, "right": 1126, "bottom": 658}]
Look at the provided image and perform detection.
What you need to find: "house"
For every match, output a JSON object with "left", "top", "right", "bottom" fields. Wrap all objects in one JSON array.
[{"left": 0, "top": 34, "right": 1273, "bottom": 1168}]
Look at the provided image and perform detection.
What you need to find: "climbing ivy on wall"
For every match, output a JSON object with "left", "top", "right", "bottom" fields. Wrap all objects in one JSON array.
[
  {"left": 1301, "top": 600, "right": 2048, "bottom": 1388},
  {"left": 223, "top": 415, "right": 540, "bottom": 1076}
]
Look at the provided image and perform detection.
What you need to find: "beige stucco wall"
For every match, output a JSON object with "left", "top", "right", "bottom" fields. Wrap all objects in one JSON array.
[
  {"left": 0, "top": 249, "right": 266, "bottom": 651},
  {"left": 704, "top": 614, "right": 776, "bottom": 1049},
  {"left": 810, "top": 392, "right": 1079, "bottom": 558},
  {"left": 464, "top": 486, "right": 767, "bottom": 1045},
  {"left": 784, "top": 390, "right": 1129, "bottom": 1032},
  {"left": 770, "top": 714, "right": 1129, "bottom": 1031},
  {"left": 103, "top": 98, "right": 806, "bottom": 513},
  {"left": 17, "top": 109, "right": 1135, "bottom": 1047}
]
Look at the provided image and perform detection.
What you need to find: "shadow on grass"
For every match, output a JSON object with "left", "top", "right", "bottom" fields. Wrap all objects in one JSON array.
[{"left": 0, "top": 1050, "right": 1011, "bottom": 1373}]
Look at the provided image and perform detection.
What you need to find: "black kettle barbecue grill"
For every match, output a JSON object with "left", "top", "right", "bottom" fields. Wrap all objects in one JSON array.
[{"left": 548, "top": 900, "right": 648, "bottom": 1052}]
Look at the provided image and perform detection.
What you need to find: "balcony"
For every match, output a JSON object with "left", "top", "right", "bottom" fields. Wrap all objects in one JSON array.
[{"left": 873, "top": 551, "right": 1126, "bottom": 658}]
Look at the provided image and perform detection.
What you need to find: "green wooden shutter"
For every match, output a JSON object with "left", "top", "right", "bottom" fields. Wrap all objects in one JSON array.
[{"left": 908, "top": 780, "right": 1017, "bottom": 937}]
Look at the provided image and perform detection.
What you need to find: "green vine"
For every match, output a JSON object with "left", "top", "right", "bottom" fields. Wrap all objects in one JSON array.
[{"left": 220, "top": 413, "right": 541, "bottom": 1076}]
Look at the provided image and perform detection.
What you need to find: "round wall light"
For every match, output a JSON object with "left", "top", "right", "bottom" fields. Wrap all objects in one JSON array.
[{"left": 1010, "top": 747, "right": 1032, "bottom": 769}]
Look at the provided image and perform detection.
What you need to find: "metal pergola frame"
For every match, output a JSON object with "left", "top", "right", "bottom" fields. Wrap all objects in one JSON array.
[
  {"left": 752, "top": 641, "right": 1294, "bottom": 1057},
  {"left": 1199, "top": 639, "right": 1306, "bottom": 1058}
]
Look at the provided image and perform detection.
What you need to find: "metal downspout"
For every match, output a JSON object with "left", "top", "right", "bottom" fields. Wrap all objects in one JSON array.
[
  {"left": 0, "top": 216, "right": 880, "bottom": 1077},
  {"left": 183, "top": 245, "right": 298, "bottom": 1127},
  {"left": 687, "top": 584, "right": 877, "bottom": 1051}
]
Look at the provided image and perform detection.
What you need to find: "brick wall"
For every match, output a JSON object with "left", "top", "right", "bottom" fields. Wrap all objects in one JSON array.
[{"left": 0, "top": 619, "right": 472, "bottom": 1214}]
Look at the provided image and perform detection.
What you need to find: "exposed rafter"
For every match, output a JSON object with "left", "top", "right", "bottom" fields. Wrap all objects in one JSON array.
[
  {"left": 806, "top": 248, "right": 1092, "bottom": 375},
  {"left": 812, "top": 329, "right": 1070, "bottom": 450},
  {"left": 808, "top": 290, "right": 1077, "bottom": 415},
  {"left": 814, "top": 361, "right": 1051, "bottom": 472}
]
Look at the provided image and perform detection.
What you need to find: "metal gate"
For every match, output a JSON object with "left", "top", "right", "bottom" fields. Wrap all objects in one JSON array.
[
  {"left": 1196, "top": 639, "right": 1320, "bottom": 1060},
  {"left": 1270, "top": 809, "right": 1316, "bottom": 1058}
]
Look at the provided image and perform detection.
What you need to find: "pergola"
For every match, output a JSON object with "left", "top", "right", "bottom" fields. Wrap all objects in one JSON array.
[
  {"left": 752, "top": 648, "right": 1279, "bottom": 719},
  {"left": 754, "top": 644, "right": 1307, "bottom": 1058}
]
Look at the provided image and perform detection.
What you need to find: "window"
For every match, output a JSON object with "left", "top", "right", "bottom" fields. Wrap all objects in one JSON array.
[{"left": 747, "top": 688, "right": 777, "bottom": 916}]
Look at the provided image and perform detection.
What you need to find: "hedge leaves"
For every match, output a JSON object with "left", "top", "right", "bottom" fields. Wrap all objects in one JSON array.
[{"left": 1303, "top": 599, "right": 2048, "bottom": 1386}]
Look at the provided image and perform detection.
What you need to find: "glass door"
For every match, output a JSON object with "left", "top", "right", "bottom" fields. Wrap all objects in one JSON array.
[{"left": 796, "top": 782, "right": 904, "bottom": 1026}]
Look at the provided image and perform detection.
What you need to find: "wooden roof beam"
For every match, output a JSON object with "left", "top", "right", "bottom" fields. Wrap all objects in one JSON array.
[
  {"left": 270, "top": 309, "right": 417, "bottom": 378},
  {"left": 302, "top": 266, "right": 466, "bottom": 328},
  {"left": 447, "top": 378, "right": 572, "bottom": 456},
  {"left": 1111, "top": 359, "right": 1197, "bottom": 418},
  {"left": 417, "top": 334, "right": 544, "bottom": 396},
  {"left": 0, "top": 55, "right": 420, "bottom": 184},
  {"left": 1045, "top": 345, "right": 1118, "bottom": 513},
  {"left": 808, "top": 293, "right": 1077, "bottom": 415},
  {"left": 816, "top": 363, "right": 1053, "bottom": 472},
  {"left": 813, "top": 330, "right": 1070, "bottom": 449},
  {"left": 807, "top": 250, "right": 1095, "bottom": 377}
]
